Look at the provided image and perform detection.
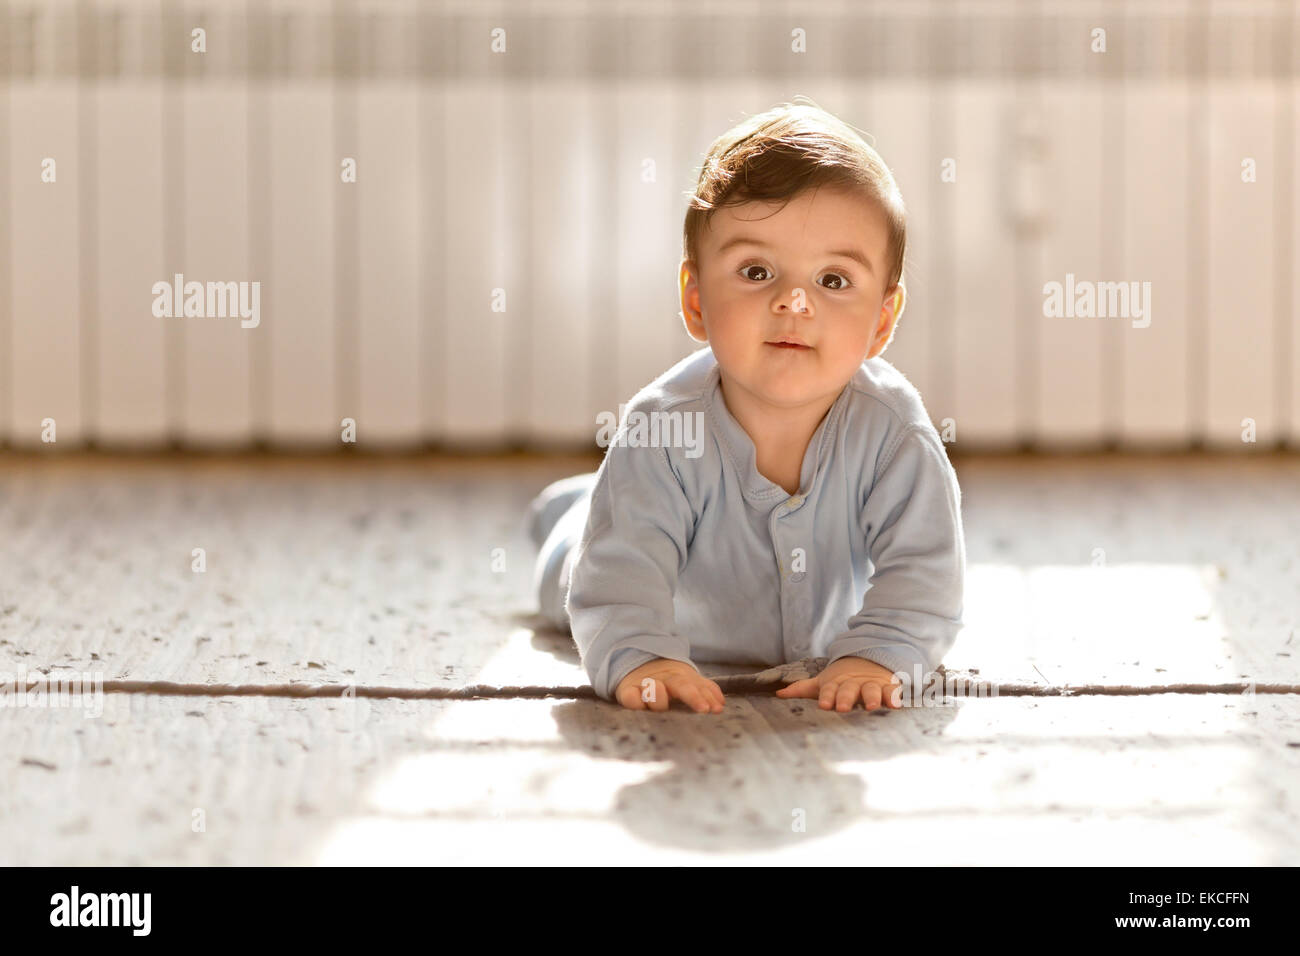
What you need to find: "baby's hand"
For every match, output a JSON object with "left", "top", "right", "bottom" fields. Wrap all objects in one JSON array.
[
  {"left": 614, "top": 658, "right": 725, "bottom": 714},
  {"left": 775, "top": 656, "right": 903, "bottom": 712}
]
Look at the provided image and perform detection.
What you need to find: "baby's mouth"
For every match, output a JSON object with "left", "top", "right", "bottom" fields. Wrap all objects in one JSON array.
[{"left": 766, "top": 341, "right": 812, "bottom": 350}]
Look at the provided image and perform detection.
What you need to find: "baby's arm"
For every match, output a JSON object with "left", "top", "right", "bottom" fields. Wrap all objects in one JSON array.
[
  {"left": 566, "top": 430, "right": 713, "bottom": 708},
  {"left": 825, "top": 424, "right": 966, "bottom": 689}
]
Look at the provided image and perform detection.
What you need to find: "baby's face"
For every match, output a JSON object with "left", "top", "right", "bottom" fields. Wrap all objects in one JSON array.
[{"left": 680, "top": 184, "right": 901, "bottom": 414}]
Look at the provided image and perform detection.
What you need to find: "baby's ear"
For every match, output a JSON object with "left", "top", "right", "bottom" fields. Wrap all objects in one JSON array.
[
  {"left": 679, "top": 260, "right": 708, "bottom": 343},
  {"left": 866, "top": 286, "right": 905, "bottom": 359},
  {"left": 884, "top": 283, "right": 906, "bottom": 321},
  {"left": 680, "top": 312, "right": 708, "bottom": 344}
]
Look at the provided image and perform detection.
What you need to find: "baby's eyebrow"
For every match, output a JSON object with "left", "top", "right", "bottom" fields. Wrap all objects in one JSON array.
[
  {"left": 716, "top": 236, "right": 875, "bottom": 276},
  {"left": 825, "top": 247, "right": 876, "bottom": 276}
]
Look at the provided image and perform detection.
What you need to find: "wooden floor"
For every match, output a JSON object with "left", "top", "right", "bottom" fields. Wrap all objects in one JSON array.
[{"left": 2, "top": 451, "right": 1298, "bottom": 864}]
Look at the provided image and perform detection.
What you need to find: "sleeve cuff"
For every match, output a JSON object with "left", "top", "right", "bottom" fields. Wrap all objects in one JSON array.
[{"left": 827, "top": 640, "right": 931, "bottom": 685}]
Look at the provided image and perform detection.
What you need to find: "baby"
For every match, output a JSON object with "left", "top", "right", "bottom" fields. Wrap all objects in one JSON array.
[{"left": 527, "top": 102, "right": 965, "bottom": 714}]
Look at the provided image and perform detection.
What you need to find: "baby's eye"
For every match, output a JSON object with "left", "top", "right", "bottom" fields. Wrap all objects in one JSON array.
[
  {"left": 819, "top": 272, "right": 851, "bottom": 291},
  {"left": 739, "top": 264, "right": 771, "bottom": 282}
]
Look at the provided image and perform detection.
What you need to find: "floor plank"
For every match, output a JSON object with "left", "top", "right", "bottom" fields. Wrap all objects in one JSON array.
[
  {"left": 2, "top": 452, "right": 1296, "bottom": 691},
  {"left": 1, "top": 693, "right": 1296, "bottom": 865}
]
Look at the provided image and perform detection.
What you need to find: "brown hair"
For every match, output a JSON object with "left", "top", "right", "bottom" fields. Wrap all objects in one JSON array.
[{"left": 682, "top": 100, "right": 907, "bottom": 294}]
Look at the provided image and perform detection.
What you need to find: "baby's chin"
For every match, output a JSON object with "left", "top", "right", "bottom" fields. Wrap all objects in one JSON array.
[{"left": 734, "top": 375, "right": 846, "bottom": 411}]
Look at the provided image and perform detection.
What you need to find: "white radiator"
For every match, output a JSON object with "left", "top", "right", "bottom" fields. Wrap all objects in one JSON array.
[{"left": 2, "top": 0, "right": 1296, "bottom": 451}]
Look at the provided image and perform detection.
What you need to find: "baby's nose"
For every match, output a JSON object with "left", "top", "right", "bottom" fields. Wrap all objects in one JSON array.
[{"left": 774, "top": 288, "right": 813, "bottom": 314}]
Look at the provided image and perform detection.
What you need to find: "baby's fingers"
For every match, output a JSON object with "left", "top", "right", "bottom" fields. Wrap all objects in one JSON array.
[
  {"left": 666, "top": 676, "right": 721, "bottom": 714},
  {"left": 615, "top": 680, "right": 645, "bottom": 711},
  {"left": 816, "top": 678, "right": 845, "bottom": 709},
  {"left": 843, "top": 681, "right": 904, "bottom": 712},
  {"left": 775, "top": 678, "right": 819, "bottom": 699},
  {"left": 704, "top": 679, "right": 726, "bottom": 711},
  {"left": 644, "top": 678, "right": 673, "bottom": 712},
  {"left": 616, "top": 677, "right": 660, "bottom": 711},
  {"left": 859, "top": 681, "right": 884, "bottom": 711},
  {"left": 828, "top": 678, "right": 867, "bottom": 712}
]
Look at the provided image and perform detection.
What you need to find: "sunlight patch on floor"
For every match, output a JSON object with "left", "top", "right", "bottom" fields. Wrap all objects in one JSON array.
[{"left": 951, "top": 563, "right": 1228, "bottom": 684}]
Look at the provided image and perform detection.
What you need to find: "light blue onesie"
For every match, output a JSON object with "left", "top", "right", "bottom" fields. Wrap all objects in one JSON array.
[{"left": 528, "top": 345, "right": 965, "bottom": 703}]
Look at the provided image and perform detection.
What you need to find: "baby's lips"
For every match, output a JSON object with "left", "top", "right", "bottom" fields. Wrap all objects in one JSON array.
[{"left": 766, "top": 332, "right": 811, "bottom": 347}]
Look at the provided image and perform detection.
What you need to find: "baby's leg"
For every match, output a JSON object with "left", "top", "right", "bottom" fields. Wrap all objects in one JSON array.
[
  {"left": 525, "top": 472, "right": 599, "bottom": 548},
  {"left": 532, "top": 497, "right": 591, "bottom": 631},
  {"left": 527, "top": 473, "right": 597, "bottom": 631}
]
